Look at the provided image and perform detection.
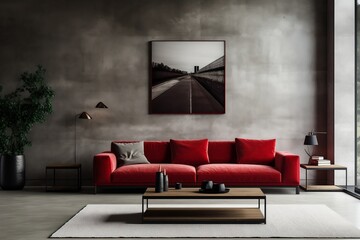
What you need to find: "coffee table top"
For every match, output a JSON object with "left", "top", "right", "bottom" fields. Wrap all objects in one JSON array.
[{"left": 143, "top": 188, "right": 265, "bottom": 199}]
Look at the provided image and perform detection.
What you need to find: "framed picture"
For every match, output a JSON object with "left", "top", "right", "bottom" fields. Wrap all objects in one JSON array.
[{"left": 150, "top": 40, "right": 225, "bottom": 114}]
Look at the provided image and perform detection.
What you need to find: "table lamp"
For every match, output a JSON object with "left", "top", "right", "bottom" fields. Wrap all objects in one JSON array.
[{"left": 303, "top": 130, "right": 327, "bottom": 164}]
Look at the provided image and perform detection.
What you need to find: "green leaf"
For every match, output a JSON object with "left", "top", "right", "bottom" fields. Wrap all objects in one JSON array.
[{"left": 0, "top": 65, "right": 54, "bottom": 155}]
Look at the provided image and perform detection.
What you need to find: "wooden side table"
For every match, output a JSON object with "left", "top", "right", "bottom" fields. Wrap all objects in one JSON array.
[
  {"left": 45, "top": 164, "right": 82, "bottom": 192},
  {"left": 300, "top": 164, "right": 347, "bottom": 191}
]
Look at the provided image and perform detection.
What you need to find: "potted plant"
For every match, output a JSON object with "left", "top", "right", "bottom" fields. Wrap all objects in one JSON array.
[{"left": 0, "top": 65, "right": 54, "bottom": 190}]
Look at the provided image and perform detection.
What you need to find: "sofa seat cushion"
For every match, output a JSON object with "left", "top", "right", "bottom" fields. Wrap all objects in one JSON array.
[
  {"left": 111, "top": 164, "right": 196, "bottom": 186},
  {"left": 196, "top": 164, "right": 281, "bottom": 185}
]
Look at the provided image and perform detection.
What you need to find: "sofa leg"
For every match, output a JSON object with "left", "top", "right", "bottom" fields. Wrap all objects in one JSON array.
[
  {"left": 296, "top": 186, "right": 300, "bottom": 194},
  {"left": 94, "top": 186, "right": 97, "bottom": 194}
]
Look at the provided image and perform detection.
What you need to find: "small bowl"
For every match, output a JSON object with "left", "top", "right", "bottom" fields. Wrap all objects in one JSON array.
[
  {"left": 212, "top": 183, "right": 226, "bottom": 193},
  {"left": 201, "top": 180, "right": 213, "bottom": 190}
]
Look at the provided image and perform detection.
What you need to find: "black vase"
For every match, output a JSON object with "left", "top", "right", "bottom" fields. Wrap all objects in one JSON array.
[
  {"left": 163, "top": 174, "right": 168, "bottom": 191},
  {"left": 0, "top": 155, "right": 25, "bottom": 190},
  {"left": 155, "top": 171, "right": 164, "bottom": 193}
]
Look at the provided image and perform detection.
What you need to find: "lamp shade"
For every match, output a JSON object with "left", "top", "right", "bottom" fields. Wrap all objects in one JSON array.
[
  {"left": 304, "top": 134, "right": 318, "bottom": 145},
  {"left": 78, "top": 112, "right": 92, "bottom": 119},
  {"left": 95, "top": 102, "right": 108, "bottom": 108}
]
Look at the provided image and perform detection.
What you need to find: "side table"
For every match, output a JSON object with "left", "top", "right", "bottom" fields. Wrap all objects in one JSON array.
[
  {"left": 45, "top": 164, "right": 82, "bottom": 192},
  {"left": 300, "top": 164, "right": 347, "bottom": 191}
]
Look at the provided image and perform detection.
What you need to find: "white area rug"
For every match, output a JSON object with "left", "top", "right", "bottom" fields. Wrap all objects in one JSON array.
[{"left": 51, "top": 204, "right": 360, "bottom": 238}]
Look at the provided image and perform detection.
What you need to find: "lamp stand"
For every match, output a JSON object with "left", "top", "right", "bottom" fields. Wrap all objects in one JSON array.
[
  {"left": 304, "top": 146, "right": 313, "bottom": 158},
  {"left": 75, "top": 112, "right": 92, "bottom": 164},
  {"left": 74, "top": 114, "right": 78, "bottom": 164}
]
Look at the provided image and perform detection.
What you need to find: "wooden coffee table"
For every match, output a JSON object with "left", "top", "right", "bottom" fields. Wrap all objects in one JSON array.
[{"left": 142, "top": 188, "right": 266, "bottom": 224}]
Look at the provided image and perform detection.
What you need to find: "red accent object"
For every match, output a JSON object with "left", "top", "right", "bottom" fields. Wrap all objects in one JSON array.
[
  {"left": 170, "top": 139, "right": 209, "bottom": 166},
  {"left": 275, "top": 151, "right": 300, "bottom": 184},
  {"left": 93, "top": 140, "right": 300, "bottom": 191},
  {"left": 197, "top": 164, "right": 281, "bottom": 185},
  {"left": 208, "top": 141, "right": 235, "bottom": 163},
  {"left": 93, "top": 152, "right": 117, "bottom": 185},
  {"left": 144, "top": 141, "right": 170, "bottom": 163},
  {"left": 235, "top": 138, "right": 276, "bottom": 165}
]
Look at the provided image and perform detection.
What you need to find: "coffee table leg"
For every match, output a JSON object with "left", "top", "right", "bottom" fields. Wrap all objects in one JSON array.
[
  {"left": 142, "top": 198, "right": 144, "bottom": 223},
  {"left": 264, "top": 198, "right": 267, "bottom": 224},
  {"left": 53, "top": 168, "right": 56, "bottom": 187},
  {"left": 258, "top": 199, "right": 260, "bottom": 208},
  {"left": 45, "top": 168, "right": 48, "bottom": 191}
]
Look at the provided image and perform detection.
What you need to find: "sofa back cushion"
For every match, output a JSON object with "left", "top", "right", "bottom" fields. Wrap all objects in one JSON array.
[
  {"left": 170, "top": 139, "right": 210, "bottom": 166},
  {"left": 113, "top": 139, "right": 277, "bottom": 165},
  {"left": 235, "top": 138, "right": 276, "bottom": 165},
  {"left": 144, "top": 141, "right": 171, "bottom": 163},
  {"left": 208, "top": 141, "right": 236, "bottom": 163},
  {"left": 112, "top": 141, "right": 170, "bottom": 164},
  {"left": 111, "top": 141, "right": 150, "bottom": 167}
]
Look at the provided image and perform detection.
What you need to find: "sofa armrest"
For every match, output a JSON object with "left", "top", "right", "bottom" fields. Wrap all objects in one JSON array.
[
  {"left": 93, "top": 152, "right": 117, "bottom": 186},
  {"left": 275, "top": 151, "right": 300, "bottom": 185}
]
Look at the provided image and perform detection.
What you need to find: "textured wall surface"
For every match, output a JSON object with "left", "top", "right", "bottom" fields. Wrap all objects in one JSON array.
[
  {"left": 334, "top": 0, "right": 355, "bottom": 185},
  {"left": 0, "top": 0, "right": 328, "bottom": 185}
]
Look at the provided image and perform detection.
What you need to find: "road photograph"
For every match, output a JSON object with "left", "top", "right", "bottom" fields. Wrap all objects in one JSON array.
[{"left": 150, "top": 41, "right": 225, "bottom": 114}]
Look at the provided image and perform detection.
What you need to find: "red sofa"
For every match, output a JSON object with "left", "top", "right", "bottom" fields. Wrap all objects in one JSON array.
[{"left": 93, "top": 140, "right": 300, "bottom": 194}]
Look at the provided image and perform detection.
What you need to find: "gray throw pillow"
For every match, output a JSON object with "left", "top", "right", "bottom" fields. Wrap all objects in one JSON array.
[{"left": 111, "top": 141, "right": 150, "bottom": 167}]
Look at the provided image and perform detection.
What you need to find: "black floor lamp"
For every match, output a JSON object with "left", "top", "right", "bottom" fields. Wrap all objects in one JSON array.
[
  {"left": 95, "top": 102, "right": 108, "bottom": 108},
  {"left": 74, "top": 102, "right": 108, "bottom": 164},
  {"left": 75, "top": 112, "right": 92, "bottom": 164}
]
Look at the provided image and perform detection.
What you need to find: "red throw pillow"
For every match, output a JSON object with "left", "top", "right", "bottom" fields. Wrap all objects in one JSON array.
[
  {"left": 235, "top": 138, "right": 276, "bottom": 165},
  {"left": 170, "top": 139, "right": 209, "bottom": 166}
]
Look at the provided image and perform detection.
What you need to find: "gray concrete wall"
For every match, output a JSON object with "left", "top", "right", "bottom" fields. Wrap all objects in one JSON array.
[
  {"left": 333, "top": 0, "right": 355, "bottom": 186},
  {"left": 0, "top": 0, "right": 328, "bottom": 186}
]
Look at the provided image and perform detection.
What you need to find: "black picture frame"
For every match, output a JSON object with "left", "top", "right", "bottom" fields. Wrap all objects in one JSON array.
[{"left": 149, "top": 40, "right": 226, "bottom": 114}]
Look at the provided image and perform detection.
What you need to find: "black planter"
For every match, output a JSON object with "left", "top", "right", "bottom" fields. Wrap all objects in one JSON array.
[{"left": 0, "top": 155, "right": 25, "bottom": 190}]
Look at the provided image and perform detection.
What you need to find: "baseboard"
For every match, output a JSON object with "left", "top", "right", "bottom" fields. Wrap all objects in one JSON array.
[{"left": 344, "top": 186, "right": 360, "bottom": 200}]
